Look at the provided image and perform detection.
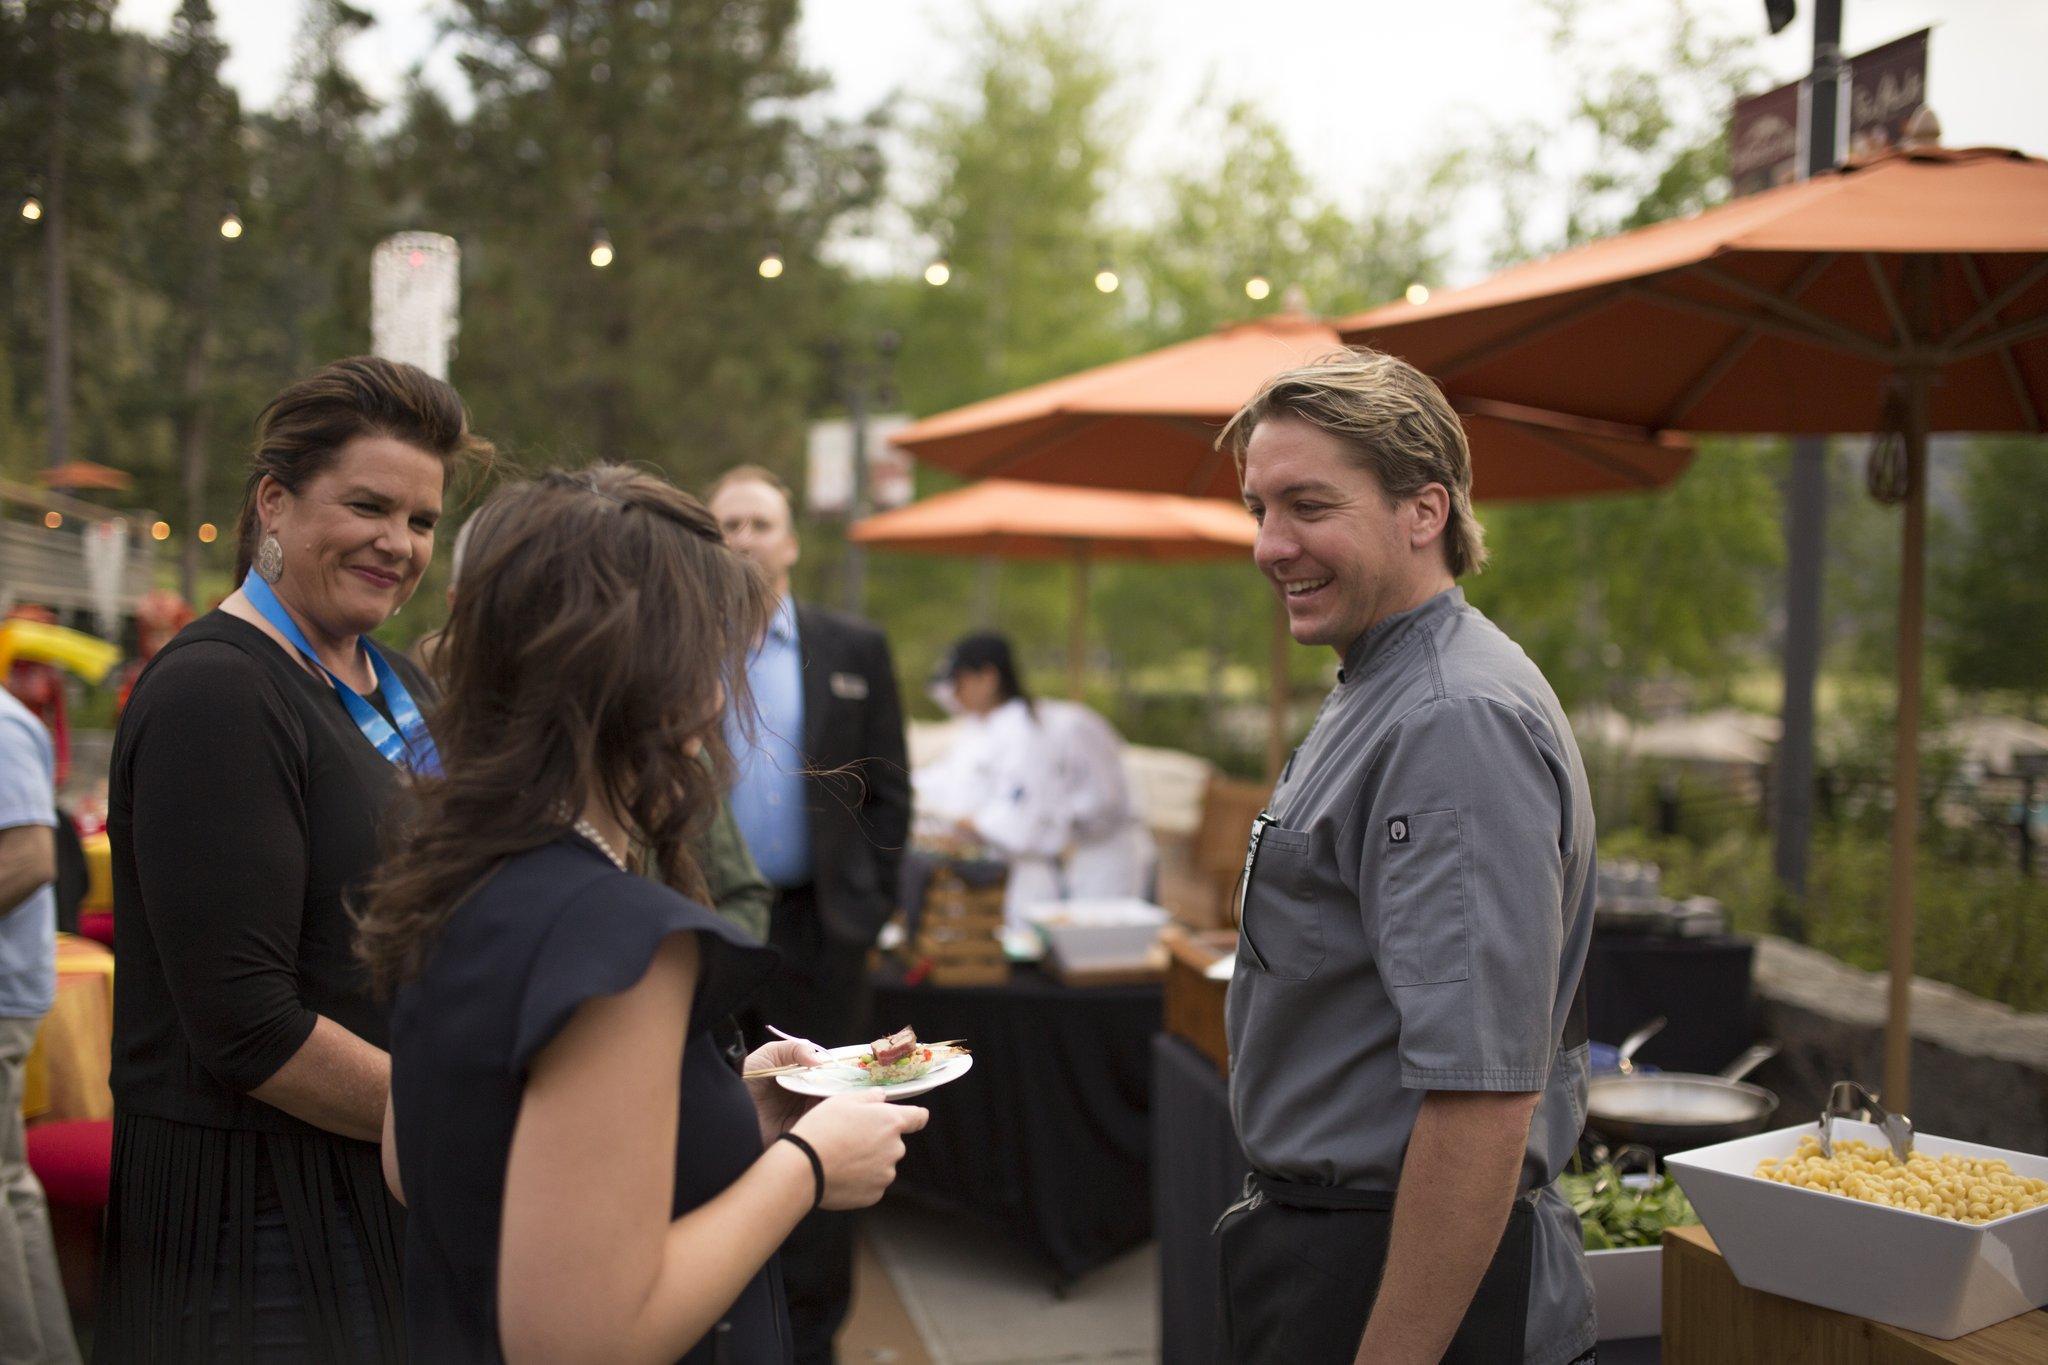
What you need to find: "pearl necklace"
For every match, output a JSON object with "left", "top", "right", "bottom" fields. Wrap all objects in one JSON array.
[{"left": 573, "top": 817, "right": 628, "bottom": 871}]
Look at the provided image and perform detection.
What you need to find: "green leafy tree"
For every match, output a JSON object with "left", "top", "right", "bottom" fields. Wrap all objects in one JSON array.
[
  {"left": 1935, "top": 438, "right": 2048, "bottom": 714},
  {"left": 1466, "top": 440, "right": 1784, "bottom": 716},
  {"left": 895, "top": 2, "right": 1135, "bottom": 416},
  {"left": 1134, "top": 98, "right": 1444, "bottom": 340}
]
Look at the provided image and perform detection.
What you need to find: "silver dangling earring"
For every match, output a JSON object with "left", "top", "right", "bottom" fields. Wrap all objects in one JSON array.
[{"left": 254, "top": 533, "right": 284, "bottom": 584}]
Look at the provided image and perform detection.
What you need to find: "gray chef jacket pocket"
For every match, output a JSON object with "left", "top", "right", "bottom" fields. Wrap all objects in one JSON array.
[
  {"left": 1240, "top": 823, "right": 1323, "bottom": 981},
  {"left": 1378, "top": 807, "right": 1473, "bottom": 987}
]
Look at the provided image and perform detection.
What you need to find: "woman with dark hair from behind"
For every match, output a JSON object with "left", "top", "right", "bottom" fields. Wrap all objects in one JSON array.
[
  {"left": 359, "top": 466, "right": 926, "bottom": 1363},
  {"left": 98, "top": 356, "right": 491, "bottom": 1359}
]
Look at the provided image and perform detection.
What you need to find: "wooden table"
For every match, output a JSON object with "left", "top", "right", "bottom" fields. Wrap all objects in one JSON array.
[{"left": 1663, "top": 1223, "right": 2048, "bottom": 1364}]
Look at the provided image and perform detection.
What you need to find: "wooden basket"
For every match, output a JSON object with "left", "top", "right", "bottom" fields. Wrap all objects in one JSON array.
[{"left": 914, "top": 867, "right": 1009, "bottom": 987}]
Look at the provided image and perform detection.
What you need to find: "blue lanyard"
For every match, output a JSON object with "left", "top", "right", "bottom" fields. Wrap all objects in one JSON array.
[{"left": 242, "top": 572, "right": 442, "bottom": 777}]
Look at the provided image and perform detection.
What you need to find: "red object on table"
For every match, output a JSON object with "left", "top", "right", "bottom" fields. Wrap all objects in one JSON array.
[
  {"left": 76, "top": 912, "right": 113, "bottom": 947},
  {"left": 25, "top": 1119, "right": 112, "bottom": 1207}
]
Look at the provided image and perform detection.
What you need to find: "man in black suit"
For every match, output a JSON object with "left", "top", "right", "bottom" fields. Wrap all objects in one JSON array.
[{"left": 709, "top": 465, "right": 910, "bottom": 1363}]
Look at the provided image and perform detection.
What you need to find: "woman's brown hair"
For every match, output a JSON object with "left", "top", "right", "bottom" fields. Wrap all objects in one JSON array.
[
  {"left": 235, "top": 356, "right": 496, "bottom": 580},
  {"left": 354, "top": 464, "right": 774, "bottom": 993}
]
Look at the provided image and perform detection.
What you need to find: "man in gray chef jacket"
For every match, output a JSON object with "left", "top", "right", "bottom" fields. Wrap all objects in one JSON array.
[{"left": 1217, "top": 348, "right": 1597, "bottom": 1365}]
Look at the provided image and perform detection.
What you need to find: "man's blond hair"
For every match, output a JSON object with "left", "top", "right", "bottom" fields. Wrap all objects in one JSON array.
[
  {"left": 706, "top": 463, "right": 794, "bottom": 511},
  {"left": 1218, "top": 347, "right": 1488, "bottom": 578}
]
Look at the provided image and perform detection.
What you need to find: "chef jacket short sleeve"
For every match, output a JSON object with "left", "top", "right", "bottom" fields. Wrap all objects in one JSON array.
[{"left": 1362, "top": 696, "right": 1573, "bottom": 1092}]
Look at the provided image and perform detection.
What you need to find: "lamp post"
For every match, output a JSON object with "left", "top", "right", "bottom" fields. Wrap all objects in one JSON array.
[
  {"left": 825, "top": 331, "right": 900, "bottom": 615},
  {"left": 1771, "top": 0, "right": 1846, "bottom": 916}
]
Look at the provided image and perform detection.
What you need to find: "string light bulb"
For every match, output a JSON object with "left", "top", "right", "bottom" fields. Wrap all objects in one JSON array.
[
  {"left": 757, "top": 249, "right": 784, "bottom": 279},
  {"left": 43, "top": 511, "right": 62, "bottom": 529},
  {"left": 1405, "top": 283, "right": 1430, "bottom": 305},
  {"left": 1094, "top": 267, "right": 1120, "bottom": 295},
  {"left": 218, "top": 211, "right": 243, "bottom": 239},
  {"left": 197, "top": 522, "right": 219, "bottom": 544},
  {"left": 924, "top": 258, "right": 951, "bottom": 287},
  {"left": 589, "top": 229, "right": 614, "bottom": 269},
  {"left": 1244, "top": 275, "right": 1272, "bottom": 301},
  {"left": 150, "top": 521, "right": 172, "bottom": 541},
  {"left": 20, "top": 196, "right": 42, "bottom": 222}
]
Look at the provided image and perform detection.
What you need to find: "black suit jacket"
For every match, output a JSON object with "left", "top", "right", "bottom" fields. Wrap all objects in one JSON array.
[{"left": 792, "top": 602, "right": 911, "bottom": 946}]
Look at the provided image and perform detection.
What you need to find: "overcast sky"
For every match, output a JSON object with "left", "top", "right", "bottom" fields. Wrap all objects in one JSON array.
[{"left": 113, "top": 0, "right": 2048, "bottom": 283}]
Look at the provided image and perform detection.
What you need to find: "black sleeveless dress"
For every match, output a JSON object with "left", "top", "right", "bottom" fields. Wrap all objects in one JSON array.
[{"left": 389, "top": 834, "right": 788, "bottom": 1363}]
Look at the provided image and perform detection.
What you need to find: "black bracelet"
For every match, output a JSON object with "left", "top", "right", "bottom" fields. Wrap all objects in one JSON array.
[{"left": 777, "top": 1132, "right": 825, "bottom": 1212}]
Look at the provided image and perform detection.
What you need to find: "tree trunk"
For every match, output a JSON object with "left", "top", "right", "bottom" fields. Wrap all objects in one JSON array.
[{"left": 43, "top": 40, "right": 72, "bottom": 468}]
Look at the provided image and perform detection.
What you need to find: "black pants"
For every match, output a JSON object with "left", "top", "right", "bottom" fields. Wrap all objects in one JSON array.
[
  {"left": 742, "top": 885, "right": 870, "bottom": 1365},
  {"left": 1217, "top": 1179, "right": 1536, "bottom": 1365}
]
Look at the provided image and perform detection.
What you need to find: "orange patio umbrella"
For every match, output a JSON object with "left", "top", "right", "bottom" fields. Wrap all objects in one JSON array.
[
  {"left": 892, "top": 312, "right": 1695, "bottom": 501},
  {"left": 850, "top": 479, "right": 1258, "bottom": 737},
  {"left": 1339, "top": 143, "right": 2048, "bottom": 1109},
  {"left": 36, "top": 461, "right": 134, "bottom": 493}
]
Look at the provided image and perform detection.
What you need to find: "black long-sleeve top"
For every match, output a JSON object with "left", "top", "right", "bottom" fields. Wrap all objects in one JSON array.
[{"left": 108, "top": 610, "right": 425, "bottom": 1132}]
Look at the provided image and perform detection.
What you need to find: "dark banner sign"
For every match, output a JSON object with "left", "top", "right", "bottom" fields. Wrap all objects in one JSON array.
[{"left": 1728, "top": 28, "right": 1929, "bottom": 197}]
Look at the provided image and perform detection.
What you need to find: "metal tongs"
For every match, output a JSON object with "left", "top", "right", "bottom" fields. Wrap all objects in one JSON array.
[{"left": 1817, "top": 1080, "right": 1915, "bottom": 1162}]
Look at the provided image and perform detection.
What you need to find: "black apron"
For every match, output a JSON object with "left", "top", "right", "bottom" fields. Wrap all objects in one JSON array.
[
  {"left": 1215, "top": 984, "right": 1591, "bottom": 1364},
  {"left": 1216, "top": 1176, "right": 1535, "bottom": 1364}
]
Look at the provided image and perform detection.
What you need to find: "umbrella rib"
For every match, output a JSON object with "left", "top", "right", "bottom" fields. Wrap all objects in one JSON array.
[
  {"left": 1938, "top": 258, "right": 2048, "bottom": 352},
  {"left": 1692, "top": 261, "right": 1893, "bottom": 359},
  {"left": 1958, "top": 255, "right": 2044, "bottom": 432},
  {"left": 1863, "top": 255, "right": 1915, "bottom": 347},
  {"left": 1659, "top": 254, "right": 1836, "bottom": 427},
  {"left": 1946, "top": 312, "right": 2048, "bottom": 366},
  {"left": 1429, "top": 288, "right": 1630, "bottom": 381},
  {"left": 1519, "top": 424, "right": 1660, "bottom": 490},
  {"left": 970, "top": 413, "right": 1101, "bottom": 480},
  {"left": 1628, "top": 284, "right": 1900, "bottom": 365}
]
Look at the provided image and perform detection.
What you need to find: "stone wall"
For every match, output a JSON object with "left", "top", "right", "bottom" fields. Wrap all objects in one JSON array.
[{"left": 1747, "top": 935, "right": 2048, "bottom": 1156}]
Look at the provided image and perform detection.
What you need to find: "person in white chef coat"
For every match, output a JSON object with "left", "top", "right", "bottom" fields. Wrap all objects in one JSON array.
[
  {"left": 1036, "top": 697, "right": 1157, "bottom": 900},
  {"left": 915, "top": 633, "right": 1067, "bottom": 926},
  {"left": 916, "top": 634, "right": 1154, "bottom": 923}
]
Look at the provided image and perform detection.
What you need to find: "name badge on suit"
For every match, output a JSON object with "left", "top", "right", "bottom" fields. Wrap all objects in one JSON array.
[{"left": 829, "top": 671, "right": 869, "bottom": 700}]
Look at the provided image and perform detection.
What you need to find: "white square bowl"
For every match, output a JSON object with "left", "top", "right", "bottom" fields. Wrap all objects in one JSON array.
[
  {"left": 1665, "top": 1120, "right": 2048, "bottom": 1339},
  {"left": 1025, "top": 898, "right": 1168, "bottom": 973},
  {"left": 1585, "top": 1244, "right": 1662, "bottom": 1340}
]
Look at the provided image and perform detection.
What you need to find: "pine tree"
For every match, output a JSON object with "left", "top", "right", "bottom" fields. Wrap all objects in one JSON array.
[{"left": 147, "top": 0, "right": 243, "bottom": 598}]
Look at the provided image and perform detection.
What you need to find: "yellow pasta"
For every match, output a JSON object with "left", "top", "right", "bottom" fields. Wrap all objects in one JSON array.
[{"left": 1753, "top": 1137, "right": 2048, "bottom": 1224}]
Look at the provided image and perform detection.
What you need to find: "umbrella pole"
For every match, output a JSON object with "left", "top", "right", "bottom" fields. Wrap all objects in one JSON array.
[
  {"left": 1882, "top": 368, "right": 1931, "bottom": 1111},
  {"left": 1267, "top": 597, "right": 1289, "bottom": 782},
  {"left": 1068, "top": 543, "right": 1089, "bottom": 700}
]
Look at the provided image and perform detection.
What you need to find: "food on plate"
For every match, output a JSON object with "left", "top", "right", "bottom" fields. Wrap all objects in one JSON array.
[
  {"left": 1559, "top": 1165, "right": 1698, "bottom": 1250},
  {"left": 849, "top": 1028, "right": 967, "bottom": 1086},
  {"left": 871, "top": 1027, "right": 918, "bottom": 1065},
  {"left": 1755, "top": 1135, "right": 2048, "bottom": 1223}
]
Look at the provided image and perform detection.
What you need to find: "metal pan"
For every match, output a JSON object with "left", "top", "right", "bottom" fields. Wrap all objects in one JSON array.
[{"left": 1586, "top": 1017, "right": 1781, "bottom": 1150}]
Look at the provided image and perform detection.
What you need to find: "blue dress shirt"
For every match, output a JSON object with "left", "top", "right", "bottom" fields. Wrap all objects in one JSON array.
[{"left": 727, "top": 596, "right": 812, "bottom": 888}]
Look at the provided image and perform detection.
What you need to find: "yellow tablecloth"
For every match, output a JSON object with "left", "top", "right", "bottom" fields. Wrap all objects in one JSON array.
[{"left": 21, "top": 933, "right": 114, "bottom": 1123}]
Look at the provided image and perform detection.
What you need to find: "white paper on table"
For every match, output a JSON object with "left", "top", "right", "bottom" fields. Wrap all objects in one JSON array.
[{"left": 1204, "top": 954, "right": 1236, "bottom": 982}]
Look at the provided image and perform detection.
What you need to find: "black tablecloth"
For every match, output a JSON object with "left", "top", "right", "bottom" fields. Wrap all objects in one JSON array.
[
  {"left": 867, "top": 962, "right": 1162, "bottom": 1283},
  {"left": 1152, "top": 1033, "right": 1248, "bottom": 1365},
  {"left": 1584, "top": 932, "right": 1756, "bottom": 1073}
]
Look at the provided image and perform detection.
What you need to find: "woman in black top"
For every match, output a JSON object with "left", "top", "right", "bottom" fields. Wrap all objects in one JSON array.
[
  {"left": 357, "top": 467, "right": 927, "bottom": 1364},
  {"left": 98, "top": 357, "right": 491, "bottom": 1361}
]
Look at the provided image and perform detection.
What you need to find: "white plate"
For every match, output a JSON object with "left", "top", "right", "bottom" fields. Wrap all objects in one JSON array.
[{"left": 775, "top": 1044, "right": 975, "bottom": 1100}]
